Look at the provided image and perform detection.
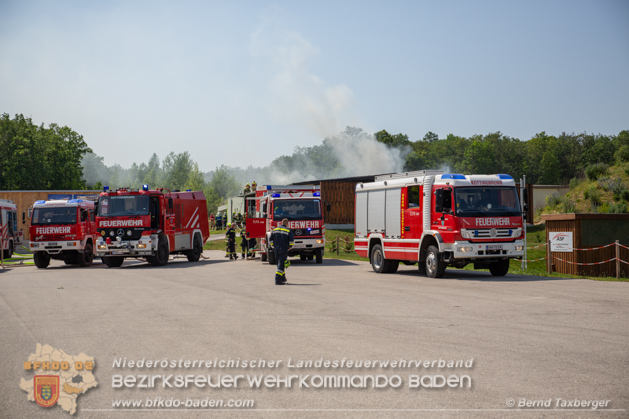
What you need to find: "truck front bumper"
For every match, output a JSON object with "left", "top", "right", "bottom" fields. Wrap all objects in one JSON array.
[
  {"left": 448, "top": 240, "right": 525, "bottom": 259},
  {"left": 289, "top": 238, "right": 325, "bottom": 254},
  {"left": 30, "top": 241, "right": 84, "bottom": 254},
  {"left": 96, "top": 238, "right": 155, "bottom": 257}
]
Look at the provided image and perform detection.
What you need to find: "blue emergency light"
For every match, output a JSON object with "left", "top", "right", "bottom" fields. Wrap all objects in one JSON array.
[
  {"left": 35, "top": 200, "right": 45, "bottom": 205},
  {"left": 186, "top": 189, "right": 191, "bottom": 192},
  {"left": 104, "top": 186, "right": 110, "bottom": 192},
  {"left": 313, "top": 192, "right": 320, "bottom": 197},
  {"left": 68, "top": 199, "right": 83, "bottom": 203},
  {"left": 272, "top": 193, "right": 281, "bottom": 198},
  {"left": 142, "top": 184, "right": 149, "bottom": 191},
  {"left": 441, "top": 174, "right": 466, "bottom": 180},
  {"left": 497, "top": 174, "right": 513, "bottom": 180},
  {"left": 267, "top": 185, "right": 273, "bottom": 190}
]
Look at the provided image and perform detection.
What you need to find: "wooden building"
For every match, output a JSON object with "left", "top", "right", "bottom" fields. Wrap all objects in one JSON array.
[
  {"left": 541, "top": 213, "right": 629, "bottom": 278},
  {"left": 0, "top": 190, "right": 100, "bottom": 240}
]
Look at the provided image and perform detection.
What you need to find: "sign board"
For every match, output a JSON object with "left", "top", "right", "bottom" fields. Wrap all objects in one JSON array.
[{"left": 550, "top": 231, "right": 573, "bottom": 252}]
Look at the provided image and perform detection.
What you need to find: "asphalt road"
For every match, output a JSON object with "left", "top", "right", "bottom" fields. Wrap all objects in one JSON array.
[{"left": 1, "top": 250, "right": 627, "bottom": 418}]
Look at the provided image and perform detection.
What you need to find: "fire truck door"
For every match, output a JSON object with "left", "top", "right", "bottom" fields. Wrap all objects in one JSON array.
[
  {"left": 403, "top": 185, "right": 422, "bottom": 239},
  {"left": 433, "top": 188, "right": 455, "bottom": 239}
]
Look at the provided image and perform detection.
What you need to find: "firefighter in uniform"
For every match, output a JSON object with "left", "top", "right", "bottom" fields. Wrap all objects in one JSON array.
[
  {"left": 251, "top": 181, "right": 257, "bottom": 192},
  {"left": 269, "top": 218, "right": 294, "bottom": 285},
  {"left": 240, "top": 229, "right": 249, "bottom": 259},
  {"left": 244, "top": 183, "right": 251, "bottom": 194},
  {"left": 226, "top": 223, "right": 237, "bottom": 259}
]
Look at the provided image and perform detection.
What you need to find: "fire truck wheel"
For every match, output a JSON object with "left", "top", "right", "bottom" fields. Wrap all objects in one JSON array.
[
  {"left": 103, "top": 256, "right": 124, "bottom": 268},
  {"left": 267, "top": 246, "right": 276, "bottom": 265},
  {"left": 261, "top": 252, "right": 267, "bottom": 262},
  {"left": 151, "top": 239, "right": 169, "bottom": 266},
  {"left": 371, "top": 244, "right": 389, "bottom": 273},
  {"left": 315, "top": 249, "right": 323, "bottom": 264},
  {"left": 33, "top": 252, "right": 50, "bottom": 269},
  {"left": 186, "top": 237, "right": 202, "bottom": 262},
  {"left": 79, "top": 243, "right": 94, "bottom": 267},
  {"left": 489, "top": 259, "right": 510, "bottom": 276},
  {"left": 425, "top": 245, "right": 446, "bottom": 278}
]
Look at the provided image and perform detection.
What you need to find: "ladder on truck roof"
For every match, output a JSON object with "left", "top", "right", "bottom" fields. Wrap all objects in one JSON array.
[{"left": 374, "top": 170, "right": 444, "bottom": 181}]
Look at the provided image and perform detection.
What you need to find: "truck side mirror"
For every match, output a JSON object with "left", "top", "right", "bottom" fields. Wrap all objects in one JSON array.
[{"left": 22, "top": 211, "right": 26, "bottom": 224}]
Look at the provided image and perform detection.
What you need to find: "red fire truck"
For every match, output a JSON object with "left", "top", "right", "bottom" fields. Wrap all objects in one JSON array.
[
  {"left": 1, "top": 199, "right": 20, "bottom": 259},
  {"left": 95, "top": 187, "right": 209, "bottom": 267},
  {"left": 246, "top": 185, "right": 326, "bottom": 264},
  {"left": 354, "top": 171, "right": 525, "bottom": 277},
  {"left": 29, "top": 199, "right": 98, "bottom": 268}
]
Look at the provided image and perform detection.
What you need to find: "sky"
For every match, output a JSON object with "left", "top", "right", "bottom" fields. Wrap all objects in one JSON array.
[{"left": 1, "top": 0, "right": 628, "bottom": 172}]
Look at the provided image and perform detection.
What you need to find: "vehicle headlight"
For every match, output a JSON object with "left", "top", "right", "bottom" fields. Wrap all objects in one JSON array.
[
  {"left": 98, "top": 244, "right": 107, "bottom": 250},
  {"left": 457, "top": 246, "right": 473, "bottom": 253},
  {"left": 31, "top": 243, "right": 39, "bottom": 248},
  {"left": 316, "top": 239, "right": 324, "bottom": 244},
  {"left": 516, "top": 245, "right": 524, "bottom": 251},
  {"left": 137, "top": 243, "right": 147, "bottom": 249}
]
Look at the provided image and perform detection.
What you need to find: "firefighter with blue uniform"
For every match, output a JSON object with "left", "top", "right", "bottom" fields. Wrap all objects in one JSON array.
[{"left": 270, "top": 218, "right": 294, "bottom": 285}]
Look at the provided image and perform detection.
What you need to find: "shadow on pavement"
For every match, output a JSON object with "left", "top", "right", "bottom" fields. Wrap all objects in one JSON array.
[{"left": 395, "top": 267, "right": 578, "bottom": 282}]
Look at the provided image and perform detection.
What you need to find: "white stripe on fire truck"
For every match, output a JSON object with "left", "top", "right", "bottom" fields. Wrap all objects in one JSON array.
[
  {"left": 185, "top": 207, "right": 199, "bottom": 229},
  {"left": 188, "top": 214, "right": 199, "bottom": 230}
]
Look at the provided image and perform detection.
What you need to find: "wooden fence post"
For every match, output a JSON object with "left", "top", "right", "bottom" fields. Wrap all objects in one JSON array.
[
  {"left": 616, "top": 240, "right": 620, "bottom": 280},
  {"left": 547, "top": 239, "right": 552, "bottom": 274}
]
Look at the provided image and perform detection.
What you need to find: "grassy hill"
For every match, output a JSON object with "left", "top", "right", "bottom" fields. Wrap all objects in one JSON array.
[{"left": 537, "top": 162, "right": 629, "bottom": 220}]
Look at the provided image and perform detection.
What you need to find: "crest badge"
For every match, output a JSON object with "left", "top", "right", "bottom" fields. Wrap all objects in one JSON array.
[{"left": 34, "top": 375, "right": 59, "bottom": 408}]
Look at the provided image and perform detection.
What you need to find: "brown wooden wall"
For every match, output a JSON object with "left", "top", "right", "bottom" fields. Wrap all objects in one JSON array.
[
  {"left": 320, "top": 181, "right": 357, "bottom": 225},
  {"left": 0, "top": 190, "right": 99, "bottom": 240},
  {"left": 543, "top": 214, "right": 629, "bottom": 278}
]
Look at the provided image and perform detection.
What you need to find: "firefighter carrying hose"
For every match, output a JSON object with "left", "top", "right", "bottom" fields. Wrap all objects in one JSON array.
[{"left": 269, "top": 218, "right": 294, "bottom": 285}]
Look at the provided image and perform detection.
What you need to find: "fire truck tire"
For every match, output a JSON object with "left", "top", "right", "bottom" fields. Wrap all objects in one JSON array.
[
  {"left": 315, "top": 249, "right": 323, "bottom": 264},
  {"left": 425, "top": 245, "right": 446, "bottom": 278},
  {"left": 388, "top": 261, "right": 399, "bottom": 273},
  {"left": 33, "top": 252, "right": 50, "bottom": 269},
  {"left": 371, "top": 244, "right": 393, "bottom": 273},
  {"left": 79, "top": 243, "right": 94, "bottom": 267},
  {"left": 151, "top": 239, "right": 169, "bottom": 266},
  {"left": 186, "top": 237, "right": 202, "bottom": 262},
  {"left": 103, "top": 256, "right": 124, "bottom": 268},
  {"left": 267, "top": 246, "right": 276, "bottom": 265},
  {"left": 261, "top": 252, "right": 267, "bottom": 262},
  {"left": 489, "top": 259, "right": 510, "bottom": 276}
]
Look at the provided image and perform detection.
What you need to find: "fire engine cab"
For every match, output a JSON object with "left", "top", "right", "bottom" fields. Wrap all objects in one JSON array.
[
  {"left": 1, "top": 199, "right": 20, "bottom": 259},
  {"left": 29, "top": 199, "right": 97, "bottom": 268},
  {"left": 95, "top": 186, "right": 209, "bottom": 268},
  {"left": 354, "top": 171, "right": 525, "bottom": 277},
  {"left": 246, "top": 185, "right": 326, "bottom": 264}
]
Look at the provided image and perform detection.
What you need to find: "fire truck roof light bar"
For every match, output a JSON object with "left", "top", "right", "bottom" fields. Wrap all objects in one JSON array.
[
  {"left": 497, "top": 174, "right": 513, "bottom": 180},
  {"left": 313, "top": 192, "right": 320, "bottom": 197},
  {"left": 35, "top": 200, "right": 45, "bottom": 205},
  {"left": 441, "top": 174, "right": 466, "bottom": 180},
  {"left": 68, "top": 199, "right": 84, "bottom": 203},
  {"left": 142, "top": 184, "right": 149, "bottom": 191},
  {"left": 272, "top": 193, "right": 281, "bottom": 197},
  {"left": 104, "top": 186, "right": 109, "bottom": 192}
]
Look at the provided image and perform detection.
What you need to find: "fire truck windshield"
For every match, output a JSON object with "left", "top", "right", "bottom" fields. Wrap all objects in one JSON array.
[
  {"left": 31, "top": 207, "right": 77, "bottom": 225},
  {"left": 273, "top": 199, "right": 321, "bottom": 221},
  {"left": 98, "top": 195, "right": 149, "bottom": 216},
  {"left": 454, "top": 187, "right": 521, "bottom": 217}
]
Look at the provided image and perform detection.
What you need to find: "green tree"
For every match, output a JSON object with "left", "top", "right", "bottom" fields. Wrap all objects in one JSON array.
[
  {"left": 185, "top": 162, "right": 206, "bottom": 191},
  {"left": 162, "top": 151, "right": 193, "bottom": 190}
]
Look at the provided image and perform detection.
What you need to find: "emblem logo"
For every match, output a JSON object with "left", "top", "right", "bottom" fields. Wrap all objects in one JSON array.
[
  {"left": 295, "top": 229, "right": 302, "bottom": 236},
  {"left": 117, "top": 229, "right": 124, "bottom": 237},
  {"left": 490, "top": 228, "right": 497, "bottom": 238},
  {"left": 34, "top": 375, "right": 59, "bottom": 408}
]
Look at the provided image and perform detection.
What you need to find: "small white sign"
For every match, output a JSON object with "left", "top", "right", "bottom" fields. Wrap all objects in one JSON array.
[{"left": 550, "top": 231, "right": 573, "bottom": 252}]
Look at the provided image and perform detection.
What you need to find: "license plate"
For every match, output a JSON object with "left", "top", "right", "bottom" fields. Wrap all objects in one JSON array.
[
  {"left": 486, "top": 244, "right": 503, "bottom": 250},
  {"left": 48, "top": 242, "right": 57, "bottom": 246},
  {"left": 112, "top": 250, "right": 127, "bottom": 255}
]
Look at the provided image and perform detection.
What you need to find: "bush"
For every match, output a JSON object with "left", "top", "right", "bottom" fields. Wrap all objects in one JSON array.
[
  {"left": 585, "top": 163, "right": 609, "bottom": 181},
  {"left": 615, "top": 145, "right": 629, "bottom": 163},
  {"left": 622, "top": 189, "right": 629, "bottom": 202},
  {"left": 584, "top": 186, "right": 602, "bottom": 206},
  {"left": 607, "top": 202, "right": 628, "bottom": 213},
  {"left": 569, "top": 177, "right": 580, "bottom": 189},
  {"left": 546, "top": 193, "right": 563, "bottom": 207},
  {"left": 598, "top": 177, "right": 625, "bottom": 193},
  {"left": 561, "top": 199, "right": 576, "bottom": 213}
]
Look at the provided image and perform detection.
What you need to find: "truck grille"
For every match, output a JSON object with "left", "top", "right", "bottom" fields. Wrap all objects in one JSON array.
[
  {"left": 98, "top": 228, "right": 145, "bottom": 241},
  {"left": 469, "top": 228, "right": 515, "bottom": 238}
]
